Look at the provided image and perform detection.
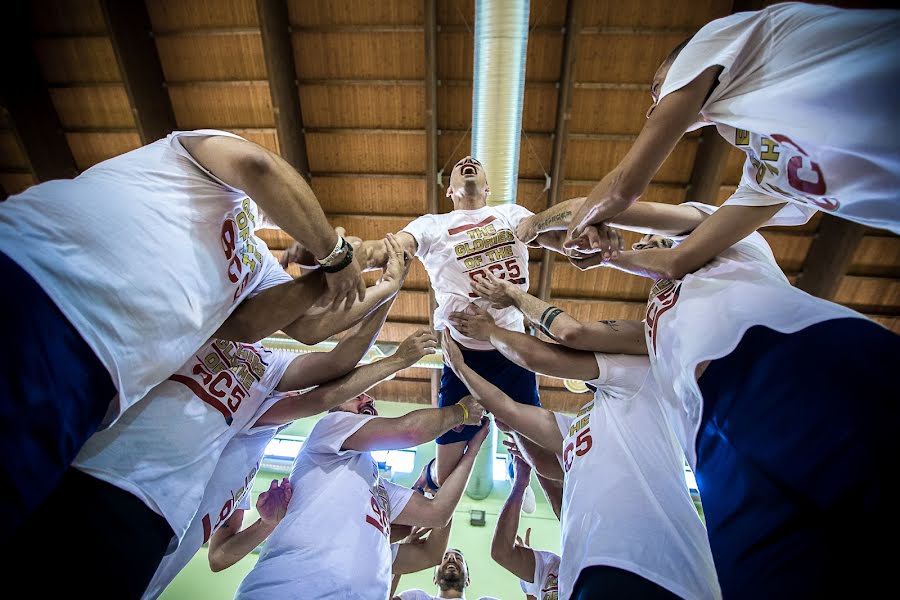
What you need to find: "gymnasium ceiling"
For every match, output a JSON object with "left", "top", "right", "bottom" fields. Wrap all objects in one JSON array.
[{"left": 1, "top": 0, "right": 897, "bottom": 413}]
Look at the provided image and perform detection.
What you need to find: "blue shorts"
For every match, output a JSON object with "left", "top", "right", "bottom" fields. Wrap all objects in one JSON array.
[
  {"left": 437, "top": 346, "right": 540, "bottom": 444},
  {"left": 696, "top": 318, "right": 900, "bottom": 599},
  {"left": 0, "top": 251, "right": 116, "bottom": 539}
]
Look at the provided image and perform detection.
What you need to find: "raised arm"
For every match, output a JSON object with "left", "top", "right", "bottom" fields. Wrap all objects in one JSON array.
[
  {"left": 207, "top": 478, "right": 292, "bottom": 572},
  {"left": 255, "top": 330, "right": 440, "bottom": 427},
  {"left": 565, "top": 66, "right": 723, "bottom": 250},
  {"left": 449, "top": 306, "right": 600, "bottom": 380},
  {"left": 463, "top": 275, "right": 646, "bottom": 354},
  {"left": 341, "top": 396, "right": 485, "bottom": 452},
  {"left": 392, "top": 523, "right": 453, "bottom": 575},
  {"left": 491, "top": 455, "right": 538, "bottom": 582},
  {"left": 572, "top": 202, "right": 786, "bottom": 280},
  {"left": 275, "top": 292, "right": 395, "bottom": 392},
  {"left": 395, "top": 420, "right": 490, "bottom": 528},
  {"left": 442, "top": 331, "right": 563, "bottom": 452},
  {"left": 179, "top": 134, "right": 364, "bottom": 308},
  {"left": 280, "top": 233, "right": 411, "bottom": 344}
]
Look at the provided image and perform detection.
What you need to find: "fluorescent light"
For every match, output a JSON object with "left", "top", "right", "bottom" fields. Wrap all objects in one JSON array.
[{"left": 262, "top": 435, "right": 415, "bottom": 476}]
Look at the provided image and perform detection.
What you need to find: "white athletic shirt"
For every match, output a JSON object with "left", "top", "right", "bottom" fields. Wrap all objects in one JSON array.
[
  {"left": 519, "top": 549, "right": 561, "bottom": 600},
  {"left": 659, "top": 3, "right": 900, "bottom": 234},
  {"left": 0, "top": 129, "right": 291, "bottom": 420},
  {"left": 236, "top": 412, "right": 414, "bottom": 600},
  {"left": 401, "top": 204, "right": 534, "bottom": 350},
  {"left": 141, "top": 395, "right": 288, "bottom": 600},
  {"left": 555, "top": 354, "right": 721, "bottom": 600},
  {"left": 646, "top": 203, "right": 866, "bottom": 469},
  {"left": 73, "top": 342, "right": 296, "bottom": 546}
]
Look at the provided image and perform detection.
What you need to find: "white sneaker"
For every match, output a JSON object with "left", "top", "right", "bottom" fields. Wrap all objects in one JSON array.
[{"left": 522, "top": 484, "right": 536, "bottom": 514}]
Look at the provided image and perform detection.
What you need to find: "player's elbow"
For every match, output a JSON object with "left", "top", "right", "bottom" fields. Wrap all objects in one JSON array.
[
  {"left": 490, "top": 539, "right": 509, "bottom": 564},
  {"left": 207, "top": 551, "right": 230, "bottom": 573},
  {"left": 664, "top": 248, "right": 698, "bottom": 280},
  {"left": 234, "top": 146, "right": 276, "bottom": 185},
  {"left": 553, "top": 322, "right": 584, "bottom": 348}
]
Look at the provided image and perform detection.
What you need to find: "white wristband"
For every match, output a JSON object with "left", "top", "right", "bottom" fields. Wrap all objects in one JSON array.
[{"left": 317, "top": 234, "right": 345, "bottom": 267}]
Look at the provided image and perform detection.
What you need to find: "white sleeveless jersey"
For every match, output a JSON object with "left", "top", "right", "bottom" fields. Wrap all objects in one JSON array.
[
  {"left": 659, "top": 3, "right": 900, "bottom": 234},
  {"left": 73, "top": 343, "right": 296, "bottom": 545},
  {"left": 402, "top": 204, "right": 534, "bottom": 350},
  {"left": 555, "top": 354, "right": 721, "bottom": 600},
  {"left": 0, "top": 130, "right": 292, "bottom": 420},
  {"left": 645, "top": 203, "right": 867, "bottom": 468}
]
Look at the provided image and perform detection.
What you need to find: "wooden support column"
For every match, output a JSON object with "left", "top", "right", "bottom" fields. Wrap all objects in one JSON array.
[
  {"left": 0, "top": 7, "right": 77, "bottom": 181},
  {"left": 795, "top": 215, "right": 865, "bottom": 299},
  {"left": 536, "top": 0, "right": 581, "bottom": 301},
  {"left": 101, "top": 0, "right": 177, "bottom": 144},
  {"left": 257, "top": 0, "right": 311, "bottom": 180},
  {"left": 425, "top": 0, "right": 441, "bottom": 405},
  {"left": 687, "top": 127, "right": 731, "bottom": 203}
]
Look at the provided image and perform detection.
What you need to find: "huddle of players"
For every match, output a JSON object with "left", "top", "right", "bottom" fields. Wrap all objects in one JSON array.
[{"left": 0, "top": 3, "right": 897, "bottom": 599}]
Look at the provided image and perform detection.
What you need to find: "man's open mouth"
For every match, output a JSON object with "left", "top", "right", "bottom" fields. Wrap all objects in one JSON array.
[
  {"left": 461, "top": 165, "right": 477, "bottom": 176},
  {"left": 360, "top": 405, "right": 376, "bottom": 416}
]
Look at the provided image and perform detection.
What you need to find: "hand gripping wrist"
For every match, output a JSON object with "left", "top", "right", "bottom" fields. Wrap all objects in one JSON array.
[
  {"left": 457, "top": 402, "right": 469, "bottom": 425},
  {"left": 320, "top": 238, "right": 354, "bottom": 273}
]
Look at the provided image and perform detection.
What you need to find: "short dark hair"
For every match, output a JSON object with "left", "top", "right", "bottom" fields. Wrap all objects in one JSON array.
[{"left": 664, "top": 35, "right": 694, "bottom": 67}]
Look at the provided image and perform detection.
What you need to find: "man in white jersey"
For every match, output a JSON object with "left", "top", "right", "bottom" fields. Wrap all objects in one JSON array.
[
  {"left": 11, "top": 238, "right": 410, "bottom": 597},
  {"left": 443, "top": 303, "right": 721, "bottom": 600},
  {"left": 0, "top": 129, "right": 365, "bottom": 537},
  {"left": 280, "top": 156, "right": 595, "bottom": 490},
  {"left": 565, "top": 3, "right": 900, "bottom": 263},
  {"left": 567, "top": 200, "right": 900, "bottom": 598},
  {"left": 235, "top": 392, "right": 487, "bottom": 600},
  {"left": 145, "top": 319, "right": 441, "bottom": 598},
  {"left": 491, "top": 453, "right": 560, "bottom": 600},
  {"left": 394, "top": 548, "right": 500, "bottom": 600}
]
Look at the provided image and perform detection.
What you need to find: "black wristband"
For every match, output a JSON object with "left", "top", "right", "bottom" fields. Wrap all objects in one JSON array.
[{"left": 320, "top": 242, "right": 354, "bottom": 273}]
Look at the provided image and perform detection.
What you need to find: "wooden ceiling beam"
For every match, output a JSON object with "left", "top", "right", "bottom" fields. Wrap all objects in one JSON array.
[
  {"left": 795, "top": 215, "right": 866, "bottom": 300},
  {"left": 537, "top": 0, "right": 582, "bottom": 301},
  {"left": 257, "top": 0, "right": 312, "bottom": 180},
  {"left": 687, "top": 127, "right": 731, "bottom": 204},
  {"left": 425, "top": 0, "right": 440, "bottom": 406},
  {"left": 0, "top": 8, "right": 78, "bottom": 182},
  {"left": 100, "top": 0, "right": 177, "bottom": 144}
]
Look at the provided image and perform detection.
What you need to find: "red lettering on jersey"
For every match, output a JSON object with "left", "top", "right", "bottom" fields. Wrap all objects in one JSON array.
[
  {"left": 646, "top": 281, "right": 682, "bottom": 355},
  {"left": 169, "top": 372, "right": 234, "bottom": 425},
  {"left": 447, "top": 215, "right": 497, "bottom": 236}
]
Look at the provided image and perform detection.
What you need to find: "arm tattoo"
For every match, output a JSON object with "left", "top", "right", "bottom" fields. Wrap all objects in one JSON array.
[
  {"left": 534, "top": 210, "right": 572, "bottom": 232},
  {"left": 539, "top": 307, "right": 564, "bottom": 337},
  {"left": 598, "top": 320, "right": 621, "bottom": 332}
]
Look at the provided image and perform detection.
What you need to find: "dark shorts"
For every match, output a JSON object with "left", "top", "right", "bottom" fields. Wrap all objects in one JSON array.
[
  {"left": 572, "top": 565, "right": 682, "bottom": 600},
  {"left": 10, "top": 468, "right": 173, "bottom": 596},
  {"left": 696, "top": 318, "right": 900, "bottom": 599},
  {"left": 437, "top": 346, "right": 540, "bottom": 444},
  {"left": 0, "top": 251, "right": 116, "bottom": 539}
]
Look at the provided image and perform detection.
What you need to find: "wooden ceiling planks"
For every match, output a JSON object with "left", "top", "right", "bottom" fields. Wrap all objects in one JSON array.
[
  {"left": 564, "top": 136, "right": 698, "bottom": 183},
  {"left": 154, "top": 32, "right": 267, "bottom": 82},
  {"left": 311, "top": 175, "right": 426, "bottom": 216},
  {"left": 65, "top": 131, "right": 142, "bottom": 171},
  {"left": 167, "top": 82, "right": 274, "bottom": 129},
  {"left": 288, "top": 0, "right": 424, "bottom": 27},
  {"left": 306, "top": 130, "right": 425, "bottom": 174},
  {"left": 292, "top": 31, "right": 424, "bottom": 80},
  {"left": 145, "top": 0, "right": 258, "bottom": 31},
  {"left": 33, "top": 37, "right": 121, "bottom": 84},
  {"left": 49, "top": 85, "right": 135, "bottom": 129},
  {"left": 300, "top": 83, "right": 424, "bottom": 129}
]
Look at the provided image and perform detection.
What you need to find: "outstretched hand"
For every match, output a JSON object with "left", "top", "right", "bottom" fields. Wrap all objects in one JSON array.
[
  {"left": 257, "top": 478, "right": 293, "bottom": 526},
  {"left": 395, "top": 329, "right": 439, "bottom": 366},
  {"left": 471, "top": 272, "right": 516, "bottom": 309},
  {"left": 448, "top": 303, "right": 497, "bottom": 342}
]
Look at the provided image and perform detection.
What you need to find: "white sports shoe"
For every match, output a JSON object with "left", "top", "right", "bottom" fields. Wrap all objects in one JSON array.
[{"left": 522, "top": 484, "right": 537, "bottom": 514}]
